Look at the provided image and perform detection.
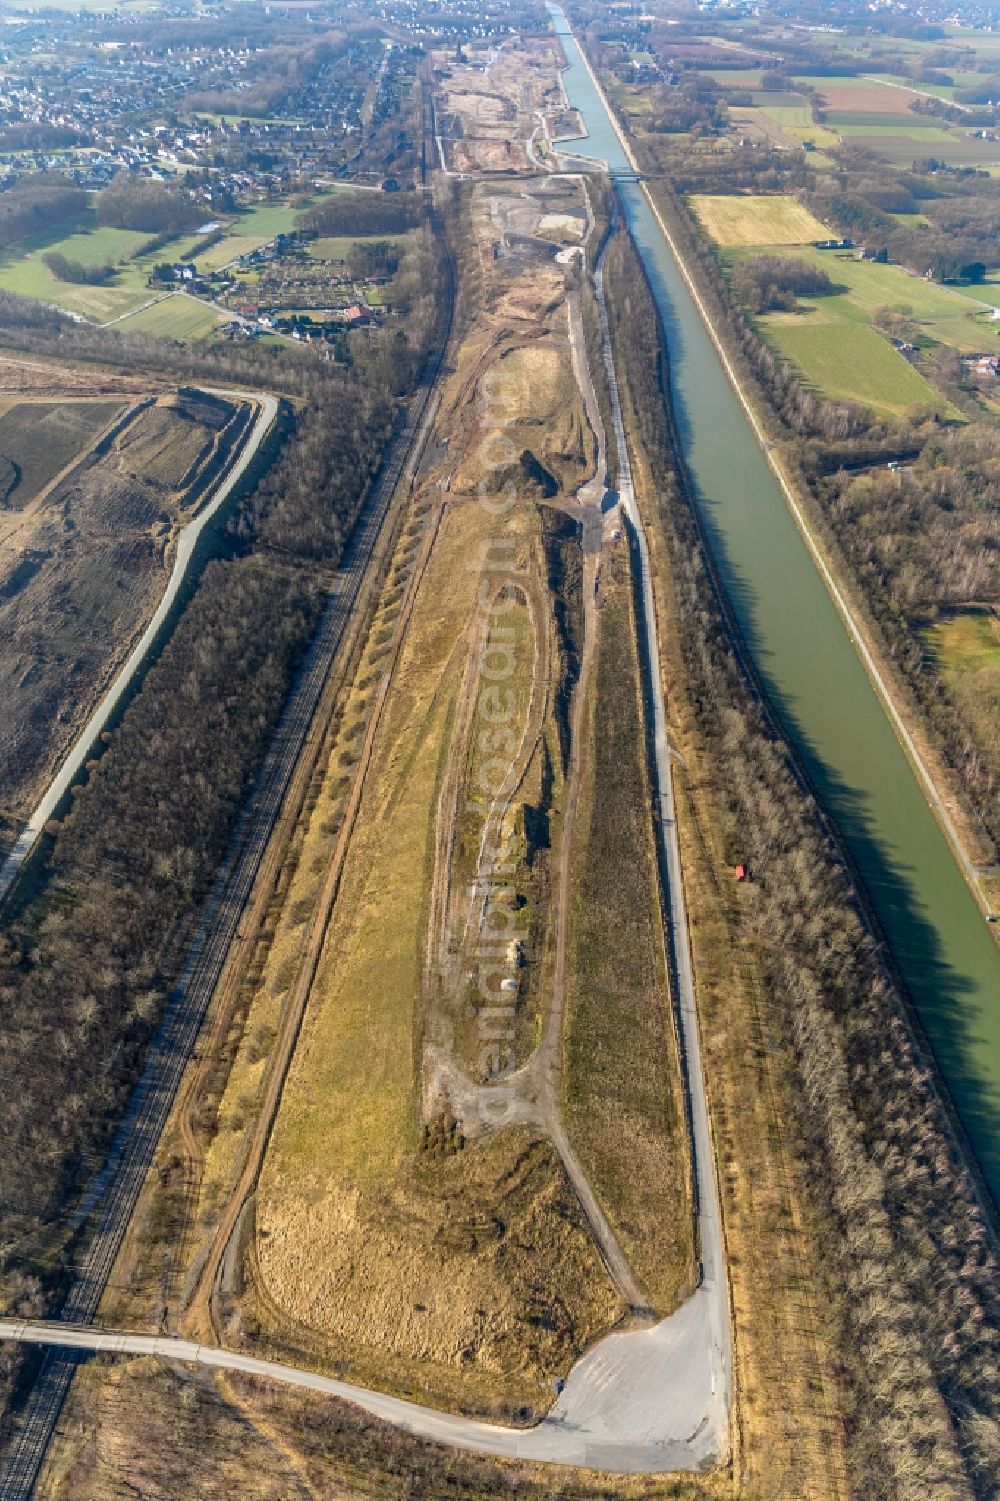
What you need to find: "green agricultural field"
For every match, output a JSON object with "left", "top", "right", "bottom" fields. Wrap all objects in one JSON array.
[
  {"left": 943, "top": 25, "right": 1000, "bottom": 52},
  {"left": 114, "top": 293, "right": 224, "bottom": 341},
  {"left": 0, "top": 211, "right": 157, "bottom": 321},
  {"left": 757, "top": 104, "right": 842, "bottom": 149},
  {"left": 834, "top": 120, "right": 959, "bottom": 141},
  {"left": 182, "top": 193, "right": 346, "bottom": 272},
  {"left": 839, "top": 129, "right": 1000, "bottom": 165},
  {"left": 747, "top": 245, "right": 994, "bottom": 350},
  {"left": 17, "top": 221, "right": 150, "bottom": 264},
  {"left": 701, "top": 66, "right": 763, "bottom": 86},
  {"left": 128, "top": 231, "right": 208, "bottom": 275},
  {"left": 689, "top": 192, "right": 829, "bottom": 246},
  {"left": 0, "top": 253, "right": 151, "bottom": 322},
  {"left": 725, "top": 244, "right": 993, "bottom": 407},
  {"left": 749, "top": 89, "right": 804, "bottom": 108},
  {"left": 760, "top": 318, "right": 945, "bottom": 415},
  {"left": 946, "top": 278, "right": 1000, "bottom": 308},
  {"left": 608, "top": 82, "right": 656, "bottom": 114},
  {"left": 829, "top": 110, "right": 939, "bottom": 128}
]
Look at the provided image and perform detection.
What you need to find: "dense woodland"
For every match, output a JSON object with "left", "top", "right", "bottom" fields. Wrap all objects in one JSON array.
[
  {"left": 731, "top": 253, "right": 833, "bottom": 313},
  {"left": 96, "top": 179, "right": 204, "bottom": 235},
  {"left": 0, "top": 176, "right": 86, "bottom": 251},
  {"left": 605, "top": 218, "right": 1000, "bottom": 1501},
  {"left": 297, "top": 192, "right": 426, "bottom": 238}
]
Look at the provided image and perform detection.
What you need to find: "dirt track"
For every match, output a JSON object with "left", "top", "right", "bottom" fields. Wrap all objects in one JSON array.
[{"left": 185, "top": 383, "right": 450, "bottom": 1345}]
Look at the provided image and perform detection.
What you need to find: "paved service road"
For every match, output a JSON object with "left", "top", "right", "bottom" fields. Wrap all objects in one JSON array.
[
  {"left": 0, "top": 1317, "right": 717, "bottom": 1474},
  {"left": 0, "top": 387, "right": 280, "bottom": 907}
]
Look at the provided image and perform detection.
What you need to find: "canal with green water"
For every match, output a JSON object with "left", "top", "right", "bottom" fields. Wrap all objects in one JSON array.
[{"left": 550, "top": 5, "right": 1000, "bottom": 1206}]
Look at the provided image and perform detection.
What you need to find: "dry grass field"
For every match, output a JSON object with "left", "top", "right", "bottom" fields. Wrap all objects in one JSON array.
[
  {"left": 0, "top": 386, "right": 245, "bottom": 839},
  {"left": 565, "top": 537, "right": 693, "bottom": 1313},
  {"left": 177, "top": 172, "right": 688, "bottom": 1413},
  {"left": 36, "top": 1355, "right": 735, "bottom": 1501},
  {"left": 250, "top": 479, "right": 610, "bottom": 1412},
  {"left": 689, "top": 194, "right": 829, "bottom": 247}
]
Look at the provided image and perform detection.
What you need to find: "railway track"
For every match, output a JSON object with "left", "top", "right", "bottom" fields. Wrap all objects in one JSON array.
[{"left": 0, "top": 249, "right": 453, "bottom": 1498}]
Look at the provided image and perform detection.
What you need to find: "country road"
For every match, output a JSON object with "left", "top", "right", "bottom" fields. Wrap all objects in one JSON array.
[{"left": 0, "top": 385, "right": 279, "bottom": 907}]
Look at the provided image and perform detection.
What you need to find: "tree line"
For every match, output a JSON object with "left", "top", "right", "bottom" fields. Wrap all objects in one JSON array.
[
  {"left": 41, "top": 250, "right": 113, "bottom": 285},
  {"left": 297, "top": 192, "right": 425, "bottom": 238},
  {"left": 0, "top": 175, "right": 86, "bottom": 251},
  {"left": 731, "top": 253, "right": 833, "bottom": 313},
  {"left": 96, "top": 178, "right": 204, "bottom": 235}
]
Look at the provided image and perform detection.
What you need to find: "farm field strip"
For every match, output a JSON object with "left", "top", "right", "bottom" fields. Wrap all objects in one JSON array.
[
  {"left": 760, "top": 318, "right": 945, "bottom": 415},
  {"left": 727, "top": 241, "right": 999, "bottom": 347},
  {"left": 707, "top": 227, "right": 997, "bottom": 408},
  {"left": 688, "top": 192, "right": 829, "bottom": 246},
  {"left": 113, "top": 292, "right": 225, "bottom": 341}
]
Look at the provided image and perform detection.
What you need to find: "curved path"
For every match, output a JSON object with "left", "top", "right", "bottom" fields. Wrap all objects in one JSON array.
[
  {"left": 0, "top": 1315, "right": 718, "bottom": 1474},
  {"left": 0, "top": 386, "right": 279, "bottom": 907}
]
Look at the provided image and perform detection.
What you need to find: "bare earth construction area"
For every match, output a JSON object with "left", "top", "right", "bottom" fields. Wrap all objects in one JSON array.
[
  {"left": 191, "top": 169, "right": 690, "bottom": 1418},
  {"left": 0, "top": 379, "right": 252, "bottom": 858},
  {"left": 50, "top": 36, "right": 709, "bottom": 1467}
]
